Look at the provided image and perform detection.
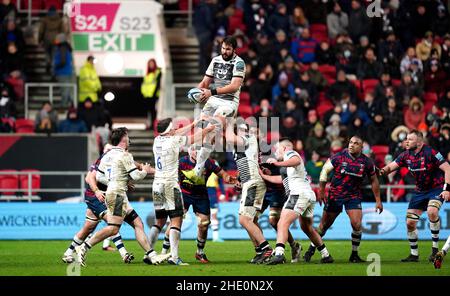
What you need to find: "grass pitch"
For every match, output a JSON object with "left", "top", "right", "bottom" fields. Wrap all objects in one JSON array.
[{"left": 0, "top": 240, "right": 449, "bottom": 276}]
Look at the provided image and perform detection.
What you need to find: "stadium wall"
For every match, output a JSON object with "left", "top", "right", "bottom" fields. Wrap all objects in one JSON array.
[{"left": 0, "top": 202, "right": 449, "bottom": 240}]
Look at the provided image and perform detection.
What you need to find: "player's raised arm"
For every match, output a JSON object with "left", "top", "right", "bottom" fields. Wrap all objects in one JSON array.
[
  {"left": 318, "top": 159, "right": 334, "bottom": 206},
  {"left": 439, "top": 162, "right": 450, "bottom": 201},
  {"left": 270, "top": 155, "right": 301, "bottom": 168},
  {"left": 379, "top": 161, "right": 400, "bottom": 176}
]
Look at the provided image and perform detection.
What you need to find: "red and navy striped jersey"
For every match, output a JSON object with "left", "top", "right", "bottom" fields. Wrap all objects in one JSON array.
[
  {"left": 178, "top": 156, "right": 222, "bottom": 198},
  {"left": 85, "top": 154, "right": 108, "bottom": 198},
  {"left": 329, "top": 149, "right": 376, "bottom": 200},
  {"left": 394, "top": 145, "right": 446, "bottom": 192}
]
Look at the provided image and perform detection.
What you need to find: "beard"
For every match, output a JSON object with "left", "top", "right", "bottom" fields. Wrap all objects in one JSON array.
[
  {"left": 408, "top": 145, "right": 417, "bottom": 151},
  {"left": 222, "top": 52, "right": 232, "bottom": 61}
]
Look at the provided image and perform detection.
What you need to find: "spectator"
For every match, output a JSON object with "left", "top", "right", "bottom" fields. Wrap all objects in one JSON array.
[
  {"left": 395, "top": 71, "right": 423, "bottom": 107},
  {"left": 305, "top": 123, "right": 330, "bottom": 158},
  {"left": 367, "top": 113, "right": 388, "bottom": 145},
  {"left": 425, "top": 105, "right": 442, "bottom": 136},
  {"left": 389, "top": 125, "right": 409, "bottom": 158},
  {"left": 303, "top": 0, "right": 327, "bottom": 25},
  {"left": 0, "top": 0, "right": 17, "bottom": 25},
  {"left": 431, "top": 4, "right": 449, "bottom": 38},
  {"left": 52, "top": 33, "right": 74, "bottom": 108},
  {"left": 255, "top": 99, "right": 274, "bottom": 119},
  {"left": 305, "top": 150, "right": 324, "bottom": 184},
  {"left": 323, "top": 104, "right": 343, "bottom": 128},
  {"left": 382, "top": 97, "right": 404, "bottom": 134},
  {"left": 77, "top": 98, "right": 105, "bottom": 132},
  {"left": 411, "top": 4, "right": 431, "bottom": 39},
  {"left": 294, "top": 140, "right": 306, "bottom": 162},
  {"left": 282, "top": 99, "right": 304, "bottom": 125},
  {"left": 300, "top": 109, "right": 320, "bottom": 139},
  {"left": 280, "top": 115, "right": 300, "bottom": 141},
  {"left": 424, "top": 59, "right": 447, "bottom": 94},
  {"left": 35, "top": 102, "right": 58, "bottom": 134},
  {"left": 430, "top": 124, "right": 450, "bottom": 158},
  {"left": 254, "top": 32, "right": 274, "bottom": 67},
  {"left": 290, "top": 28, "right": 318, "bottom": 64},
  {"left": 327, "top": 2, "right": 348, "bottom": 39},
  {"left": 357, "top": 48, "right": 383, "bottom": 79},
  {"left": 408, "top": 58, "right": 425, "bottom": 88},
  {"left": 281, "top": 55, "right": 301, "bottom": 85},
  {"left": 78, "top": 55, "right": 101, "bottom": 104},
  {"left": 141, "top": 58, "right": 161, "bottom": 130},
  {"left": 438, "top": 89, "right": 450, "bottom": 113},
  {"left": 378, "top": 31, "right": 403, "bottom": 78},
  {"left": 325, "top": 113, "right": 341, "bottom": 142},
  {"left": 38, "top": 6, "right": 64, "bottom": 72},
  {"left": 355, "top": 35, "right": 373, "bottom": 62},
  {"left": 3, "top": 41, "right": 23, "bottom": 75},
  {"left": 341, "top": 100, "right": 371, "bottom": 126},
  {"left": 243, "top": 1, "right": 267, "bottom": 34},
  {"left": 400, "top": 47, "right": 423, "bottom": 74},
  {"left": 290, "top": 6, "right": 309, "bottom": 34},
  {"left": 193, "top": 0, "right": 214, "bottom": 74},
  {"left": 307, "top": 61, "right": 328, "bottom": 91},
  {"left": 0, "top": 86, "right": 15, "bottom": 124},
  {"left": 272, "top": 29, "right": 290, "bottom": 59},
  {"left": 360, "top": 92, "right": 380, "bottom": 121},
  {"left": 348, "top": 0, "right": 372, "bottom": 43},
  {"left": 373, "top": 72, "right": 394, "bottom": 102},
  {"left": 272, "top": 71, "right": 295, "bottom": 114},
  {"left": 315, "top": 41, "right": 335, "bottom": 65},
  {"left": 295, "top": 71, "right": 318, "bottom": 111},
  {"left": 404, "top": 97, "right": 425, "bottom": 130},
  {"left": 416, "top": 31, "right": 442, "bottom": 62},
  {"left": 334, "top": 33, "right": 356, "bottom": 74},
  {"left": 0, "top": 17, "right": 25, "bottom": 56},
  {"left": 58, "top": 108, "right": 88, "bottom": 133},
  {"left": 267, "top": 3, "right": 290, "bottom": 38},
  {"left": 327, "top": 69, "right": 357, "bottom": 103},
  {"left": 249, "top": 70, "right": 271, "bottom": 108},
  {"left": 441, "top": 34, "right": 450, "bottom": 76}
]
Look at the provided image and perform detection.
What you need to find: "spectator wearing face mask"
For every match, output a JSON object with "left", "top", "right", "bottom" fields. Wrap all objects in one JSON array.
[{"left": 58, "top": 108, "right": 88, "bottom": 133}]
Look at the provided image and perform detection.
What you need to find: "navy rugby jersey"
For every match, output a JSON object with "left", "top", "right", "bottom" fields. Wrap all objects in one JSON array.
[
  {"left": 329, "top": 149, "right": 376, "bottom": 200},
  {"left": 85, "top": 155, "right": 107, "bottom": 199},
  {"left": 394, "top": 145, "right": 445, "bottom": 192}
]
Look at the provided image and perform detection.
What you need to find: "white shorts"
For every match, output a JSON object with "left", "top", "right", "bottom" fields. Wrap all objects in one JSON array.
[
  {"left": 283, "top": 190, "right": 316, "bottom": 218},
  {"left": 238, "top": 179, "right": 267, "bottom": 218},
  {"left": 202, "top": 96, "right": 238, "bottom": 118},
  {"left": 152, "top": 180, "right": 184, "bottom": 216},
  {"left": 105, "top": 191, "right": 134, "bottom": 218}
]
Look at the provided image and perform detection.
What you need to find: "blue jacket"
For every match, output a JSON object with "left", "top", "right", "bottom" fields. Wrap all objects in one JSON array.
[
  {"left": 58, "top": 119, "right": 88, "bottom": 133},
  {"left": 53, "top": 43, "right": 73, "bottom": 76}
]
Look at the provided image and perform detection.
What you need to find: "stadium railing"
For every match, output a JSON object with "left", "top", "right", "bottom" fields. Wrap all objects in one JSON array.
[
  {"left": 24, "top": 82, "right": 78, "bottom": 118},
  {"left": 0, "top": 170, "right": 86, "bottom": 202}
]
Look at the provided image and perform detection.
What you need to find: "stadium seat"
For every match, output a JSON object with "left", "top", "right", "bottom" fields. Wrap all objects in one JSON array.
[
  {"left": 238, "top": 104, "right": 253, "bottom": 119},
  {"left": 0, "top": 170, "right": 19, "bottom": 196},
  {"left": 424, "top": 100, "right": 435, "bottom": 114},
  {"left": 362, "top": 79, "right": 379, "bottom": 95},
  {"left": 316, "top": 101, "right": 334, "bottom": 119},
  {"left": 19, "top": 169, "right": 41, "bottom": 196},
  {"left": 310, "top": 24, "right": 327, "bottom": 34},
  {"left": 240, "top": 91, "right": 250, "bottom": 104},
  {"left": 423, "top": 92, "right": 438, "bottom": 103},
  {"left": 227, "top": 16, "right": 246, "bottom": 35},
  {"left": 318, "top": 65, "right": 336, "bottom": 81},
  {"left": 391, "top": 79, "right": 401, "bottom": 88},
  {"left": 15, "top": 119, "right": 35, "bottom": 133},
  {"left": 372, "top": 145, "right": 389, "bottom": 167}
]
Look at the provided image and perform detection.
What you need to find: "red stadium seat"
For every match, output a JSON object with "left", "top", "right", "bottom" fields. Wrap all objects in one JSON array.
[
  {"left": 238, "top": 104, "right": 253, "bottom": 119},
  {"left": 362, "top": 79, "right": 379, "bottom": 95},
  {"left": 19, "top": 169, "right": 41, "bottom": 196},
  {"left": 423, "top": 92, "right": 438, "bottom": 103},
  {"left": 240, "top": 91, "right": 250, "bottom": 104},
  {"left": 316, "top": 101, "right": 334, "bottom": 119},
  {"left": 424, "top": 100, "right": 435, "bottom": 114},
  {"left": 391, "top": 79, "right": 401, "bottom": 88},
  {"left": 372, "top": 145, "right": 389, "bottom": 168},
  {"left": 227, "top": 16, "right": 246, "bottom": 35},
  {"left": 15, "top": 119, "right": 35, "bottom": 133},
  {"left": 0, "top": 170, "right": 19, "bottom": 196},
  {"left": 318, "top": 65, "right": 336, "bottom": 81},
  {"left": 310, "top": 24, "right": 327, "bottom": 34}
]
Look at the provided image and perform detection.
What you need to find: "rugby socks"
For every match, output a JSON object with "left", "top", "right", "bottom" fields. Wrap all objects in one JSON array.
[
  {"left": 102, "top": 237, "right": 111, "bottom": 249},
  {"left": 162, "top": 235, "right": 170, "bottom": 254},
  {"left": 430, "top": 218, "right": 440, "bottom": 249},
  {"left": 65, "top": 235, "right": 83, "bottom": 255},
  {"left": 259, "top": 240, "right": 271, "bottom": 253},
  {"left": 149, "top": 225, "right": 162, "bottom": 249},
  {"left": 169, "top": 227, "right": 181, "bottom": 260},
  {"left": 193, "top": 146, "right": 212, "bottom": 177},
  {"left": 351, "top": 230, "right": 362, "bottom": 252},
  {"left": 442, "top": 236, "right": 450, "bottom": 255},
  {"left": 275, "top": 243, "right": 285, "bottom": 256},
  {"left": 310, "top": 228, "right": 327, "bottom": 248},
  {"left": 111, "top": 233, "right": 127, "bottom": 257},
  {"left": 408, "top": 229, "right": 419, "bottom": 256},
  {"left": 211, "top": 219, "right": 220, "bottom": 240},
  {"left": 317, "top": 244, "right": 330, "bottom": 258},
  {"left": 197, "top": 237, "right": 206, "bottom": 255}
]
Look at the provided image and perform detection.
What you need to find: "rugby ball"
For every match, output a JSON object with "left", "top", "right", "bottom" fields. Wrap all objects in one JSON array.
[{"left": 187, "top": 87, "right": 203, "bottom": 104}]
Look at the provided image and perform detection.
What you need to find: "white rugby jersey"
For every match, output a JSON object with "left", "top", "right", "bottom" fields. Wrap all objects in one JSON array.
[
  {"left": 153, "top": 135, "right": 187, "bottom": 181},
  {"left": 205, "top": 54, "right": 245, "bottom": 103},
  {"left": 234, "top": 134, "right": 262, "bottom": 183},
  {"left": 98, "top": 147, "right": 146, "bottom": 193},
  {"left": 280, "top": 150, "right": 312, "bottom": 196}
]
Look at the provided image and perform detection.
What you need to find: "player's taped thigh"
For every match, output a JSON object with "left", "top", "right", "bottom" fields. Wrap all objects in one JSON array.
[
  {"left": 124, "top": 209, "right": 139, "bottom": 227},
  {"left": 197, "top": 215, "right": 211, "bottom": 227},
  {"left": 85, "top": 214, "right": 99, "bottom": 222},
  {"left": 406, "top": 212, "right": 421, "bottom": 222},
  {"left": 427, "top": 199, "right": 442, "bottom": 210}
]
